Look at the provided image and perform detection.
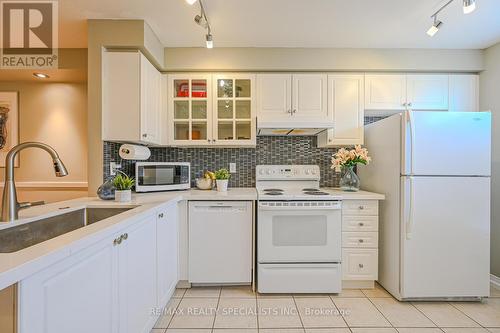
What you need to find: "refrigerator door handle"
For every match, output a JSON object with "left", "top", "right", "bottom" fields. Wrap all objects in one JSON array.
[
  {"left": 406, "top": 110, "right": 415, "bottom": 175},
  {"left": 406, "top": 176, "right": 414, "bottom": 240}
]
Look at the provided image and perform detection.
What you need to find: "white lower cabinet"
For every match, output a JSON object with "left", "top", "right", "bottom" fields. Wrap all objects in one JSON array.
[
  {"left": 18, "top": 231, "right": 119, "bottom": 333},
  {"left": 156, "top": 203, "right": 179, "bottom": 307},
  {"left": 18, "top": 211, "right": 177, "bottom": 333},
  {"left": 119, "top": 216, "right": 157, "bottom": 333},
  {"left": 342, "top": 248, "right": 379, "bottom": 281},
  {"left": 341, "top": 200, "right": 380, "bottom": 288}
]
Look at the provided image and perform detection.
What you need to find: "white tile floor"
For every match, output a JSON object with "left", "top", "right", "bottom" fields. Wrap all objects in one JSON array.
[{"left": 152, "top": 284, "right": 500, "bottom": 333}]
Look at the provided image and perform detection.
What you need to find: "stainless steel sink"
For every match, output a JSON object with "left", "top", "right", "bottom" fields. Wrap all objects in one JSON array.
[{"left": 0, "top": 207, "right": 136, "bottom": 253}]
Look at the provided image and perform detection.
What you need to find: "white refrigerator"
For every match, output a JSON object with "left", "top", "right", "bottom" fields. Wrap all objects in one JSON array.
[{"left": 359, "top": 111, "right": 491, "bottom": 300}]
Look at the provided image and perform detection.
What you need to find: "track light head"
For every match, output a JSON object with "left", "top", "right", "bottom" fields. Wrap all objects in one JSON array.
[
  {"left": 463, "top": 0, "right": 476, "bottom": 14},
  {"left": 194, "top": 14, "right": 208, "bottom": 28},
  {"left": 427, "top": 18, "right": 442, "bottom": 37},
  {"left": 185, "top": 0, "right": 197, "bottom": 5},
  {"left": 206, "top": 34, "right": 213, "bottom": 48}
]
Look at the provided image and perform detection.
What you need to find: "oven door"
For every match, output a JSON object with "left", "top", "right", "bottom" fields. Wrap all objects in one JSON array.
[{"left": 257, "top": 201, "right": 342, "bottom": 263}]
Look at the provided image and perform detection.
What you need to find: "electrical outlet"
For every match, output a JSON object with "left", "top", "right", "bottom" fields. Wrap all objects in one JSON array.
[
  {"left": 229, "top": 163, "right": 236, "bottom": 173},
  {"left": 110, "top": 162, "right": 122, "bottom": 176}
]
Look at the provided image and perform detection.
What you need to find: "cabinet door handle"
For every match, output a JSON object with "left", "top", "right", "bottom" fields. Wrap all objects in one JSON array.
[
  {"left": 359, "top": 263, "right": 364, "bottom": 268},
  {"left": 122, "top": 233, "right": 128, "bottom": 240},
  {"left": 358, "top": 222, "right": 364, "bottom": 226},
  {"left": 158, "top": 213, "right": 164, "bottom": 218},
  {"left": 358, "top": 239, "right": 364, "bottom": 243},
  {"left": 292, "top": 109, "right": 297, "bottom": 115},
  {"left": 286, "top": 109, "right": 291, "bottom": 114},
  {"left": 113, "top": 237, "right": 122, "bottom": 246},
  {"left": 142, "top": 133, "right": 148, "bottom": 138},
  {"left": 408, "top": 102, "right": 413, "bottom": 107},
  {"left": 402, "top": 102, "right": 407, "bottom": 107},
  {"left": 358, "top": 206, "right": 364, "bottom": 210}
]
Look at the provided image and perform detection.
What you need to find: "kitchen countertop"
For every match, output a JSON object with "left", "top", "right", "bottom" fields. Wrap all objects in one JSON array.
[
  {"left": 324, "top": 188, "right": 385, "bottom": 200},
  {"left": 0, "top": 186, "right": 383, "bottom": 290}
]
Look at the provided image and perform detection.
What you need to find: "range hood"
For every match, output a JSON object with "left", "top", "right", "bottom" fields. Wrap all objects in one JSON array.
[{"left": 257, "top": 120, "right": 332, "bottom": 136}]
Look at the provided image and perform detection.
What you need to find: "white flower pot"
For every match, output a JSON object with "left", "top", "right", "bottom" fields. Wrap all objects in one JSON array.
[
  {"left": 115, "top": 189, "right": 132, "bottom": 202},
  {"left": 216, "top": 179, "right": 229, "bottom": 192}
]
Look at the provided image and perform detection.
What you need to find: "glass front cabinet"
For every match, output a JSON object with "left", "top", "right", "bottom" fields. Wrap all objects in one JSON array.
[{"left": 167, "top": 74, "right": 256, "bottom": 146}]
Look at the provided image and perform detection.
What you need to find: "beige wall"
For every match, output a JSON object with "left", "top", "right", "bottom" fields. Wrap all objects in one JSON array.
[
  {"left": 164, "top": 47, "right": 484, "bottom": 72},
  {"left": 480, "top": 42, "right": 500, "bottom": 277},
  {"left": 0, "top": 82, "right": 88, "bottom": 203}
]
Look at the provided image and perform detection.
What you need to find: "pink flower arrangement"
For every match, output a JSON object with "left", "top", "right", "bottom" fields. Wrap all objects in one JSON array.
[{"left": 331, "top": 145, "right": 371, "bottom": 172}]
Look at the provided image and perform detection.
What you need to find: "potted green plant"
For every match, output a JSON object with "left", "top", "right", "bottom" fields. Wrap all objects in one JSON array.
[
  {"left": 214, "top": 168, "right": 231, "bottom": 192},
  {"left": 112, "top": 172, "right": 135, "bottom": 202}
]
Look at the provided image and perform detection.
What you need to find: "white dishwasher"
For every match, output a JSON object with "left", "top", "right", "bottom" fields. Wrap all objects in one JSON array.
[{"left": 188, "top": 201, "right": 253, "bottom": 284}]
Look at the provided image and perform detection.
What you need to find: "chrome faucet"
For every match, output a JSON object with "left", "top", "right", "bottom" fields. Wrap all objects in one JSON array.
[{"left": 1, "top": 142, "right": 68, "bottom": 222}]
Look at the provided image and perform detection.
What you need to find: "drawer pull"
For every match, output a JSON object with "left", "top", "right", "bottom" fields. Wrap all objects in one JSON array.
[
  {"left": 359, "top": 263, "right": 364, "bottom": 268},
  {"left": 358, "top": 239, "right": 364, "bottom": 243},
  {"left": 113, "top": 237, "right": 122, "bottom": 246},
  {"left": 358, "top": 206, "right": 364, "bottom": 210},
  {"left": 358, "top": 222, "right": 364, "bottom": 226},
  {"left": 122, "top": 233, "right": 128, "bottom": 240},
  {"left": 158, "top": 213, "right": 164, "bottom": 218}
]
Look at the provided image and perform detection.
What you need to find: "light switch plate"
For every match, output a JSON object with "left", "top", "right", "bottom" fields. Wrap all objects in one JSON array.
[
  {"left": 229, "top": 163, "right": 236, "bottom": 173},
  {"left": 110, "top": 162, "right": 122, "bottom": 176}
]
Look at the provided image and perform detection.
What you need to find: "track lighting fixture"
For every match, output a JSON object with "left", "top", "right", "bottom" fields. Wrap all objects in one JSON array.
[
  {"left": 427, "top": 17, "right": 443, "bottom": 37},
  {"left": 185, "top": 0, "right": 213, "bottom": 48},
  {"left": 463, "top": 0, "right": 476, "bottom": 14},
  {"left": 426, "top": 0, "right": 476, "bottom": 37}
]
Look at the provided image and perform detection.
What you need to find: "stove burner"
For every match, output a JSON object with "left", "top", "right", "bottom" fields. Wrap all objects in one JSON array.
[
  {"left": 302, "top": 188, "right": 320, "bottom": 192},
  {"left": 264, "top": 191, "right": 284, "bottom": 196},
  {"left": 304, "top": 191, "right": 330, "bottom": 196},
  {"left": 263, "top": 189, "right": 284, "bottom": 192}
]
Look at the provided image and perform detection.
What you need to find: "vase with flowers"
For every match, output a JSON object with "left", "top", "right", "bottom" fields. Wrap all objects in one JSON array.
[{"left": 331, "top": 145, "right": 371, "bottom": 192}]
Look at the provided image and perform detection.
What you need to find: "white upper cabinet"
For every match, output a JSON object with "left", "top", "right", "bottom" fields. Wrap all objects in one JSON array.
[
  {"left": 292, "top": 74, "right": 329, "bottom": 121},
  {"left": 102, "top": 50, "right": 162, "bottom": 145},
  {"left": 406, "top": 74, "right": 449, "bottom": 110},
  {"left": 213, "top": 74, "right": 256, "bottom": 146},
  {"left": 365, "top": 74, "right": 407, "bottom": 110},
  {"left": 167, "top": 73, "right": 256, "bottom": 147},
  {"left": 256, "top": 74, "right": 330, "bottom": 126},
  {"left": 168, "top": 74, "right": 213, "bottom": 146},
  {"left": 365, "top": 74, "right": 450, "bottom": 112},
  {"left": 257, "top": 74, "right": 292, "bottom": 122},
  {"left": 318, "top": 74, "right": 365, "bottom": 147},
  {"left": 449, "top": 74, "right": 479, "bottom": 112}
]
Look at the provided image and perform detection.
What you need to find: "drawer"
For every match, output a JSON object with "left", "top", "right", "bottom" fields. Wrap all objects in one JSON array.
[
  {"left": 342, "top": 248, "right": 378, "bottom": 280},
  {"left": 258, "top": 263, "right": 341, "bottom": 294},
  {"left": 342, "top": 200, "right": 378, "bottom": 216},
  {"left": 342, "top": 232, "right": 378, "bottom": 248},
  {"left": 342, "top": 216, "right": 378, "bottom": 232}
]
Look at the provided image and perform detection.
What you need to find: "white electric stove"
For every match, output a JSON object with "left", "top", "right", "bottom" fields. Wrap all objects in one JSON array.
[{"left": 256, "top": 165, "right": 343, "bottom": 294}]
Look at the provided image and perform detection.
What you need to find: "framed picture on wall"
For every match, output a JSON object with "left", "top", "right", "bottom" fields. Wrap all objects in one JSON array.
[{"left": 0, "top": 92, "right": 19, "bottom": 167}]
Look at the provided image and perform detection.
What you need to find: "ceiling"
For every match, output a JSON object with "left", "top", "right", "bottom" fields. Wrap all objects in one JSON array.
[{"left": 60, "top": 0, "right": 500, "bottom": 49}]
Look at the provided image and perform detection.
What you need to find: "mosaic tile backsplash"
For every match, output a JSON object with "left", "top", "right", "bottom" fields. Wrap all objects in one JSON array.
[
  {"left": 103, "top": 116, "right": 387, "bottom": 188},
  {"left": 104, "top": 137, "right": 338, "bottom": 188}
]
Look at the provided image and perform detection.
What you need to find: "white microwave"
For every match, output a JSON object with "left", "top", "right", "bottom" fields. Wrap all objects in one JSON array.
[{"left": 135, "top": 162, "right": 191, "bottom": 192}]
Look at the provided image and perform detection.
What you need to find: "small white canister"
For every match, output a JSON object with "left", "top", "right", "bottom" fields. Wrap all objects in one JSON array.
[
  {"left": 216, "top": 179, "right": 229, "bottom": 192},
  {"left": 115, "top": 189, "right": 132, "bottom": 202}
]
